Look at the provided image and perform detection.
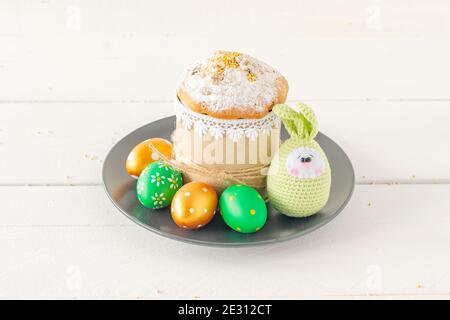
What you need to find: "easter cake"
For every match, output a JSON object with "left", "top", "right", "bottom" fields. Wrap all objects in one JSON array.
[
  {"left": 173, "top": 51, "right": 289, "bottom": 194},
  {"left": 177, "top": 51, "right": 288, "bottom": 119}
]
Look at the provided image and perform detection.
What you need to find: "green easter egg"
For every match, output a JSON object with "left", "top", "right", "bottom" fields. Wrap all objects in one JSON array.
[
  {"left": 136, "top": 160, "right": 182, "bottom": 209},
  {"left": 219, "top": 185, "right": 267, "bottom": 234}
]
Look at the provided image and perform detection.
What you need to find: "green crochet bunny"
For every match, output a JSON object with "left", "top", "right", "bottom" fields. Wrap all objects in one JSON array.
[{"left": 267, "top": 103, "right": 331, "bottom": 217}]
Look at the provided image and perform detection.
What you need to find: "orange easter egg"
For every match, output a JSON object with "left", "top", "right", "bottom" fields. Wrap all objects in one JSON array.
[
  {"left": 171, "top": 182, "right": 218, "bottom": 229},
  {"left": 126, "top": 138, "right": 172, "bottom": 178}
]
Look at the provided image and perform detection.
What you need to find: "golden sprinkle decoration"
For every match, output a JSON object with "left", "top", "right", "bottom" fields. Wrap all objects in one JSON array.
[
  {"left": 209, "top": 51, "right": 241, "bottom": 81},
  {"left": 218, "top": 51, "right": 240, "bottom": 68},
  {"left": 247, "top": 72, "right": 257, "bottom": 82}
]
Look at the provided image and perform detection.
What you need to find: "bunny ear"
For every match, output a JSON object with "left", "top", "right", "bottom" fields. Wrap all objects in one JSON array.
[
  {"left": 273, "top": 102, "right": 319, "bottom": 140},
  {"left": 294, "top": 102, "right": 319, "bottom": 140},
  {"left": 272, "top": 104, "right": 303, "bottom": 137}
]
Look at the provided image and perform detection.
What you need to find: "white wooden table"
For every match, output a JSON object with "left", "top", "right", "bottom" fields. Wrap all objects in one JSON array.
[{"left": 1, "top": 0, "right": 450, "bottom": 299}]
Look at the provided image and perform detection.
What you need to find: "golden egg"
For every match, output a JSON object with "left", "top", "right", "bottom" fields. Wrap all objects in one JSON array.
[
  {"left": 171, "top": 182, "right": 218, "bottom": 229},
  {"left": 126, "top": 138, "right": 173, "bottom": 178}
]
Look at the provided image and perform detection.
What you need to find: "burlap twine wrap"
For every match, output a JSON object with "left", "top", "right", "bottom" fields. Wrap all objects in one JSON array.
[
  {"left": 142, "top": 99, "right": 281, "bottom": 197},
  {"left": 147, "top": 136, "right": 272, "bottom": 197}
]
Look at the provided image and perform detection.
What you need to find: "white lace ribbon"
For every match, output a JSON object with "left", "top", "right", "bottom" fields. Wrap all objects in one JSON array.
[{"left": 174, "top": 98, "right": 280, "bottom": 142}]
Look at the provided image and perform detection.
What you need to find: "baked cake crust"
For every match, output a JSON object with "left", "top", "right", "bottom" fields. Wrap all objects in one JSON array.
[{"left": 177, "top": 51, "right": 289, "bottom": 120}]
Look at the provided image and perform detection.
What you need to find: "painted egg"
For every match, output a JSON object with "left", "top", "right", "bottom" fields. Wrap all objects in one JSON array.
[
  {"left": 171, "top": 182, "right": 218, "bottom": 229},
  {"left": 126, "top": 138, "right": 173, "bottom": 178},
  {"left": 219, "top": 185, "right": 267, "bottom": 233},
  {"left": 136, "top": 160, "right": 182, "bottom": 209}
]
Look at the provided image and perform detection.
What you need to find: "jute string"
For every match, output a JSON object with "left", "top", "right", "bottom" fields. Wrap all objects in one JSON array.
[{"left": 146, "top": 135, "right": 270, "bottom": 191}]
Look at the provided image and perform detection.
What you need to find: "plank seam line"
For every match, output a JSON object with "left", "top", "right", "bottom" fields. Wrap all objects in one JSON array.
[
  {"left": 319, "top": 293, "right": 450, "bottom": 297},
  {"left": 0, "top": 180, "right": 450, "bottom": 187},
  {"left": 2, "top": 98, "right": 450, "bottom": 104}
]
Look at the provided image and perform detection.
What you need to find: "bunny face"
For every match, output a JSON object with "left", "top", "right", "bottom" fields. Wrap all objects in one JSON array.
[{"left": 286, "top": 147, "right": 325, "bottom": 179}]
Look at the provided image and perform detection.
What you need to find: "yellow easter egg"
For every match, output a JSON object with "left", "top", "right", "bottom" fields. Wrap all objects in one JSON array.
[
  {"left": 171, "top": 182, "right": 218, "bottom": 229},
  {"left": 126, "top": 138, "right": 172, "bottom": 178}
]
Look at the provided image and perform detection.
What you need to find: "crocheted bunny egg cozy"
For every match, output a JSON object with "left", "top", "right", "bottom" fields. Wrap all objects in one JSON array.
[{"left": 267, "top": 103, "right": 331, "bottom": 217}]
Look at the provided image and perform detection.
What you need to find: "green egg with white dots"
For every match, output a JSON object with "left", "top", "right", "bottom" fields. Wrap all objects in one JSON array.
[{"left": 219, "top": 185, "right": 267, "bottom": 233}]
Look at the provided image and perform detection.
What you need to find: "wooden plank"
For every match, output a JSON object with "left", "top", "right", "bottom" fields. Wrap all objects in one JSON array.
[
  {"left": 0, "top": 101, "right": 449, "bottom": 184},
  {"left": 1, "top": 37, "right": 450, "bottom": 101},
  {"left": 0, "top": 184, "right": 449, "bottom": 298},
  {"left": 0, "top": 186, "right": 127, "bottom": 226},
  {"left": 1, "top": 0, "right": 450, "bottom": 38},
  {"left": 1, "top": 0, "right": 450, "bottom": 101}
]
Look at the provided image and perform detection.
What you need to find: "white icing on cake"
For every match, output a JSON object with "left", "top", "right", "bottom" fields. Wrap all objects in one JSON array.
[{"left": 178, "top": 51, "right": 282, "bottom": 113}]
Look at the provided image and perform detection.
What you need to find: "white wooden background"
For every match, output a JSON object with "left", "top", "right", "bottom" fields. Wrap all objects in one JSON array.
[{"left": 1, "top": 0, "right": 450, "bottom": 299}]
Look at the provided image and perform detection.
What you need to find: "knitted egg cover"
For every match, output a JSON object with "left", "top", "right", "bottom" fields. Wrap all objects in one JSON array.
[{"left": 267, "top": 103, "right": 331, "bottom": 217}]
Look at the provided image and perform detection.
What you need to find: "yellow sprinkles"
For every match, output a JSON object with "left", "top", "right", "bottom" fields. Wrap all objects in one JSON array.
[
  {"left": 247, "top": 72, "right": 257, "bottom": 82},
  {"left": 250, "top": 209, "right": 256, "bottom": 215},
  {"left": 211, "top": 51, "right": 240, "bottom": 69},
  {"left": 209, "top": 52, "right": 257, "bottom": 83},
  {"left": 209, "top": 51, "right": 241, "bottom": 80}
]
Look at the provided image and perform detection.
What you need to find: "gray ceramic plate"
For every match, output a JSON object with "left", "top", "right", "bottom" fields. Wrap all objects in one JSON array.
[{"left": 103, "top": 116, "right": 354, "bottom": 247}]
